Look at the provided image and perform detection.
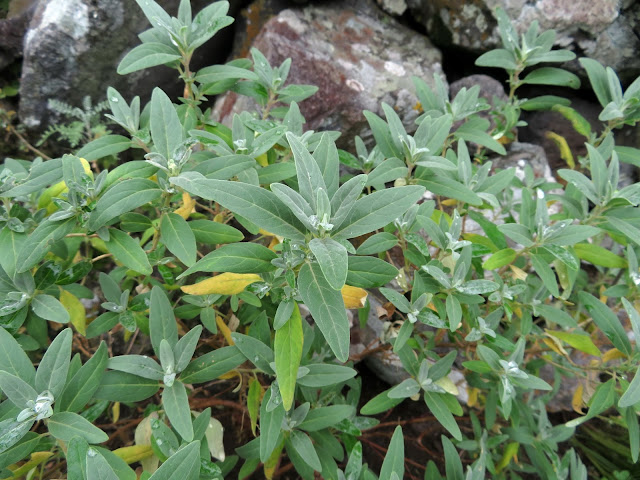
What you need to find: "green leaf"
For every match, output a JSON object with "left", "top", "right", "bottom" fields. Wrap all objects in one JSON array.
[
  {"left": 85, "top": 447, "right": 119, "bottom": 480},
  {"left": 174, "top": 325, "right": 202, "bottom": 373},
  {"left": 475, "top": 49, "right": 517, "bottom": 70},
  {"left": 380, "top": 426, "right": 404, "bottom": 479},
  {"left": 544, "top": 225, "right": 600, "bottom": 246},
  {"left": 148, "top": 441, "right": 201, "bottom": 480},
  {"left": 530, "top": 254, "right": 560, "bottom": 297},
  {"left": 231, "top": 333, "right": 274, "bottom": 374},
  {"left": 31, "top": 294, "right": 70, "bottom": 324},
  {"left": 150, "top": 88, "right": 183, "bottom": 161},
  {"left": 309, "top": 238, "right": 347, "bottom": 290},
  {"left": 194, "top": 64, "right": 258, "bottom": 84},
  {"left": 521, "top": 67, "right": 580, "bottom": 88},
  {"left": 179, "top": 243, "right": 276, "bottom": 278},
  {"left": 117, "top": 43, "right": 181, "bottom": 75},
  {"left": 520, "top": 95, "right": 571, "bottom": 111},
  {"left": 566, "top": 379, "right": 615, "bottom": 427},
  {"left": 356, "top": 232, "right": 398, "bottom": 255},
  {"left": 424, "top": 392, "right": 461, "bottom": 440},
  {"left": 442, "top": 436, "right": 463, "bottom": 480},
  {"left": 3, "top": 158, "right": 63, "bottom": 198},
  {"left": 87, "top": 179, "right": 162, "bottom": 231},
  {"left": 298, "top": 405, "right": 354, "bottom": 432},
  {"left": 543, "top": 245, "right": 580, "bottom": 271},
  {"left": 607, "top": 216, "right": 640, "bottom": 247},
  {"left": 497, "top": 223, "right": 534, "bottom": 247},
  {"left": 93, "top": 371, "right": 159, "bottom": 402},
  {"left": 171, "top": 173, "right": 307, "bottom": 241},
  {"left": 104, "top": 161, "right": 158, "bottom": 189},
  {"left": 57, "top": 341, "right": 108, "bottom": 413},
  {"left": 298, "top": 262, "right": 350, "bottom": 362},
  {"left": 104, "top": 229, "right": 152, "bottom": 275},
  {"left": 312, "top": 133, "right": 340, "bottom": 197},
  {"left": 332, "top": 186, "right": 425, "bottom": 239},
  {"left": 162, "top": 381, "right": 194, "bottom": 442},
  {"left": 625, "top": 406, "right": 640, "bottom": 463},
  {"left": 161, "top": 213, "right": 197, "bottom": 267},
  {"left": 534, "top": 304, "right": 578, "bottom": 328},
  {"left": 0, "top": 371, "right": 37, "bottom": 408},
  {"left": 416, "top": 177, "right": 483, "bottom": 206},
  {"left": 106, "top": 355, "right": 164, "bottom": 380},
  {"left": 0, "top": 228, "right": 24, "bottom": 279},
  {"left": 180, "top": 346, "right": 245, "bottom": 384},
  {"left": 48, "top": 412, "right": 108, "bottom": 444},
  {"left": 259, "top": 388, "right": 285, "bottom": 462},
  {"left": 0, "top": 326, "right": 35, "bottom": 385},
  {"left": 16, "top": 217, "right": 76, "bottom": 272},
  {"left": 36, "top": 328, "right": 72, "bottom": 397},
  {"left": 287, "top": 132, "right": 327, "bottom": 209},
  {"left": 149, "top": 286, "right": 178, "bottom": 357},
  {"left": 76, "top": 135, "right": 132, "bottom": 161},
  {"left": 579, "top": 58, "right": 612, "bottom": 108},
  {"left": 574, "top": 243, "right": 627, "bottom": 268},
  {"left": 482, "top": 248, "right": 516, "bottom": 269},
  {"left": 579, "top": 292, "right": 632, "bottom": 356},
  {"left": 346, "top": 256, "right": 398, "bottom": 288},
  {"left": 289, "top": 430, "right": 321, "bottom": 471},
  {"left": 188, "top": 219, "right": 243, "bottom": 245},
  {"left": 274, "top": 303, "right": 303, "bottom": 410},
  {"left": 296, "top": 364, "right": 357, "bottom": 387},
  {"left": 360, "top": 390, "right": 404, "bottom": 415},
  {"left": 363, "top": 110, "right": 400, "bottom": 159}
]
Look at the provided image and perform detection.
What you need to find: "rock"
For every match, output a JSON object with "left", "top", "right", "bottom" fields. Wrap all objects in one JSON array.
[
  {"left": 405, "top": 0, "right": 640, "bottom": 83},
  {"left": 375, "top": 0, "right": 407, "bottom": 16},
  {"left": 213, "top": 0, "right": 445, "bottom": 150},
  {"left": 18, "top": 0, "right": 241, "bottom": 130},
  {"left": 0, "top": 0, "right": 37, "bottom": 70}
]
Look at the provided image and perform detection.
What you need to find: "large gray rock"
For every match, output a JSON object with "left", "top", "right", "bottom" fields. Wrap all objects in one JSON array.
[
  {"left": 0, "top": 0, "right": 38, "bottom": 70},
  {"left": 18, "top": 0, "right": 241, "bottom": 130},
  {"left": 404, "top": 0, "right": 640, "bottom": 83},
  {"left": 213, "top": 0, "right": 445, "bottom": 149}
]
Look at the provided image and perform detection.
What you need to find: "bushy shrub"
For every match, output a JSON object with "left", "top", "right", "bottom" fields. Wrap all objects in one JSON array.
[{"left": 1, "top": 1, "right": 640, "bottom": 478}]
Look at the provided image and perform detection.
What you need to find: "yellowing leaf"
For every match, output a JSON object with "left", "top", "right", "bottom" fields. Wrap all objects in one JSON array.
[
  {"left": 341, "top": 285, "right": 368, "bottom": 309},
  {"left": 545, "top": 131, "right": 575, "bottom": 169},
  {"left": 7, "top": 451, "right": 53, "bottom": 477},
  {"left": 174, "top": 192, "right": 196, "bottom": 220},
  {"left": 467, "top": 387, "right": 479, "bottom": 407},
  {"left": 181, "top": 273, "right": 262, "bottom": 295},
  {"left": 216, "top": 315, "right": 235, "bottom": 346},
  {"left": 441, "top": 198, "right": 458, "bottom": 206},
  {"left": 547, "top": 330, "right": 601, "bottom": 356},
  {"left": 602, "top": 348, "right": 627, "bottom": 363},
  {"left": 510, "top": 265, "right": 528, "bottom": 281},
  {"left": 112, "top": 401, "right": 121, "bottom": 422},
  {"left": 255, "top": 153, "right": 269, "bottom": 167},
  {"left": 542, "top": 336, "right": 568, "bottom": 357},
  {"left": 113, "top": 444, "right": 154, "bottom": 464},
  {"left": 572, "top": 383, "right": 584, "bottom": 414},
  {"left": 496, "top": 442, "right": 519, "bottom": 473},
  {"left": 435, "top": 376, "right": 458, "bottom": 396},
  {"left": 60, "top": 289, "right": 86, "bottom": 335}
]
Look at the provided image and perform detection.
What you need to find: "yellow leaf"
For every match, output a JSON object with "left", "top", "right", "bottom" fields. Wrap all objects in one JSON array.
[
  {"left": 181, "top": 273, "right": 262, "bottom": 295},
  {"left": 255, "top": 153, "right": 269, "bottom": 167},
  {"left": 6, "top": 451, "right": 53, "bottom": 477},
  {"left": 435, "top": 376, "right": 458, "bottom": 396},
  {"left": 113, "top": 444, "right": 154, "bottom": 464},
  {"left": 174, "top": 192, "right": 196, "bottom": 220},
  {"left": 545, "top": 131, "right": 575, "bottom": 169},
  {"left": 572, "top": 383, "right": 584, "bottom": 414},
  {"left": 264, "top": 441, "right": 284, "bottom": 480},
  {"left": 216, "top": 315, "right": 235, "bottom": 346},
  {"left": 602, "top": 348, "right": 626, "bottom": 363},
  {"left": 341, "top": 285, "right": 368, "bottom": 309},
  {"left": 59, "top": 289, "right": 86, "bottom": 335},
  {"left": 510, "top": 265, "right": 528, "bottom": 281},
  {"left": 467, "top": 387, "right": 479, "bottom": 407},
  {"left": 542, "top": 336, "right": 568, "bottom": 357},
  {"left": 112, "top": 401, "right": 120, "bottom": 423},
  {"left": 496, "top": 442, "right": 519, "bottom": 473}
]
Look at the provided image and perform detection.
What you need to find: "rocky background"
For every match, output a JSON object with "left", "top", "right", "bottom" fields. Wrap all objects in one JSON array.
[{"left": 1, "top": 0, "right": 640, "bottom": 412}]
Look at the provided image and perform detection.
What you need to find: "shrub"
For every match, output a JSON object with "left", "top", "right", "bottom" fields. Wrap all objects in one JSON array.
[{"left": 1, "top": 1, "right": 640, "bottom": 478}]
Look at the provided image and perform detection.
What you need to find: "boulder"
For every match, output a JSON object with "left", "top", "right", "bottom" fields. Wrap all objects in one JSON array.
[
  {"left": 0, "top": 0, "right": 38, "bottom": 70},
  {"left": 213, "top": 0, "right": 445, "bottom": 150},
  {"left": 18, "top": 0, "right": 241, "bottom": 130},
  {"left": 404, "top": 0, "right": 640, "bottom": 83}
]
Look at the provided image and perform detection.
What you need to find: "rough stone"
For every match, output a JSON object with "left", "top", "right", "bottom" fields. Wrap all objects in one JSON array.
[
  {"left": 0, "top": 0, "right": 37, "bottom": 70},
  {"left": 212, "top": 0, "right": 445, "bottom": 150},
  {"left": 405, "top": 0, "right": 640, "bottom": 83},
  {"left": 18, "top": 0, "right": 241, "bottom": 130}
]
